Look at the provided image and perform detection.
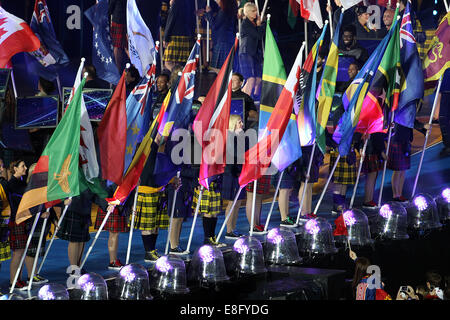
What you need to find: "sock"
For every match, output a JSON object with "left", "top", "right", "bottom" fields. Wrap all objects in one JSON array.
[
  {"left": 141, "top": 235, "right": 151, "bottom": 252},
  {"left": 142, "top": 234, "right": 158, "bottom": 252},
  {"left": 210, "top": 217, "right": 218, "bottom": 237},
  {"left": 202, "top": 217, "right": 215, "bottom": 239}
]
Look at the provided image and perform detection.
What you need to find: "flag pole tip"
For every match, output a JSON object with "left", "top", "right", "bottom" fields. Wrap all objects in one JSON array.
[
  {"left": 178, "top": 72, "right": 182, "bottom": 76},
  {"left": 267, "top": 14, "right": 271, "bottom": 20},
  {"left": 197, "top": 33, "right": 202, "bottom": 40},
  {"left": 325, "top": 20, "right": 329, "bottom": 25},
  {"left": 81, "top": 57, "right": 85, "bottom": 62},
  {"left": 236, "top": 32, "right": 240, "bottom": 38},
  {"left": 396, "top": 2, "right": 400, "bottom": 8},
  {"left": 83, "top": 72, "right": 89, "bottom": 79},
  {"left": 126, "top": 63, "right": 131, "bottom": 69},
  {"left": 155, "top": 41, "right": 160, "bottom": 46}
]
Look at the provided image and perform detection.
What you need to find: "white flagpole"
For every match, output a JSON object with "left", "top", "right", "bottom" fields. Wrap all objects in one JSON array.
[
  {"left": 304, "top": 20, "right": 308, "bottom": 54},
  {"left": 194, "top": 0, "right": 203, "bottom": 72},
  {"left": 313, "top": 154, "right": 341, "bottom": 215},
  {"left": 349, "top": 136, "right": 369, "bottom": 209},
  {"left": 125, "top": 183, "right": 140, "bottom": 265},
  {"left": 9, "top": 69, "right": 18, "bottom": 98},
  {"left": 296, "top": 142, "right": 316, "bottom": 224},
  {"left": 327, "top": 0, "right": 334, "bottom": 41},
  {"left": 216, "top": 187, "right": 243, "bottom": 242},
  {"left": 165, "top": 171, "right": 181, "bottom": 255},
  {"left": 444, "top": 0, "right": 449, "bottom": 12},
  {"left": 185, "top": 186, "right": 204, "bottom": 254},
  {"left": 264, "top": 170, "right": 283, "bottom": 231},
  {"left": 206, "top": 0, "right": 210, "bottom": 63},
  {"left": 250, "top": 180, "right": 258, "bottom": 236},
  {"left": 377, "top": 111, "right": 395, "bottom": 207},
  {"left": 260, "top": 0, "right": 269, "bottom": 20},
  {"left": 411, "top": 76, "right": 443, "bottom": 198}
]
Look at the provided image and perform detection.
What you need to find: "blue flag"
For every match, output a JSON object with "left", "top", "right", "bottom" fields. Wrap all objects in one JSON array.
[
  {"left": 28, "top": 0, "right": 69, "bottom": 81},
  {"left": 85, "top": 0, "right": 121, "bottom": 85}
]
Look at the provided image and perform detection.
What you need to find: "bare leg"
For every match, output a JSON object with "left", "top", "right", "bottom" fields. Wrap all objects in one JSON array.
[
  {"left": 242, "top": 77, "right": 255, "bottom": 96},
  {"left": 278, "top": 188, "right": 292, "bottom": 221},
  {"left": 113, "top": 47, "right": 125, "bottom": 73},
  {"left": 246, "top": 193, "right": 263, "bottom": 227},
  {"left": 391, "top": 171, "right": 400, "bottom": 198},
  {"left": 253, "top": 77, "right": 262, "bottom": 99},
  {"left": 108, "top": 232, "right": 120, "bottom": 263},
  {"left": 298, "top": 182, "right": 313, "bottom": 215},
  {"left": 226, "top": 199, "right": 243, "bottom": 233},
  {"left": 398, "top": 170, "right": 406, "bottom": 197},
  {"left": 68, "top": 242, "right": 82, "bottom": 267},
  {"left": 169, "top": 217, "right": 183, "bottom": 249},
  {"left": 364, "top": 172, "right": 378, "bottom": 203},
  {"left": 10, "top": 249, "right": 24, "bottom": 283}
]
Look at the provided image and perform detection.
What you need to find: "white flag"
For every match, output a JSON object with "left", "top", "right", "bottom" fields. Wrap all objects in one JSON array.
[
  {"left": 127, "top": 0, "right": 155, "bottom": 76},
  {"left": 297, "top": 0, "right": 323, "bottom": 29},
  {"left": 340, "top": 0, "right": 363, "bottom": 10}
]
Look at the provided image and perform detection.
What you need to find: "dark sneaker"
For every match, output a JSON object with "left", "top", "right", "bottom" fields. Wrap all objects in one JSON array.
[
  {"left": 363, "top": 201, "right": 377, "bottom": 208},
  {"left": 204, "top": 236, "right": 227, "bottom": 248},
  {"left": 10, "top": 280, "right": 28, "bottom": 291},
  {"left": 280, "top": 217, "right": 297, "bottom": 227},
  {"left": 108, "top": 259, "right": 124, "bottom": 270},
  {"left": 250, "top": 225, "right": 266, "bottom": 234},
  {"left": 28, "top": 274, "right": 48, "bottom": 285},
  {"left": 144, "top": 250, "right": 160, "bottom": 262},
  {"left": 225, "top": 231, "right": 243, "bottom": 239},
  {"left": 169, "top": 246, "right": 186, "bottom": 255}
]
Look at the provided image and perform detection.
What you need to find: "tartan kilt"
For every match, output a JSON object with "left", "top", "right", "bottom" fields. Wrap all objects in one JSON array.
[
  {"left": 362, "top": 154, "right": 384, "bottom": 174},
  {"left": 192, "top": 182, "right": 222, "bottom": 216},
  {"left": 9, "top": 219, "right": 49, "bottom": 256},
  {"left": 329, "top": 150, "right": 357, "bottom": 185},
  {"left": 246, "top": 175, "right": 271, "bottom": 194},
  {"left": 94, "top": 207, "right": 129, "bottom": 233},
  {"left": 164, "top": 36, "right": 194, "bottom": 64},
  {"left": 111, "top": 21, "right": 127, "bottom": 49},
  {"left": 9, "top": 221, "right": 28, "bottom": 251},
  {"left": 387, "top": 141, "right": 410, "bottom": 171},
  {"left": 0, "top": 241, "right": 10, "bottom": 262},
  {"left": 210, "top": 41, "right": 233, "bottom": 69},
  {"left": 198, "top": 24, "right": 212, "bottom": 41},
  {"left": 222, "top": 173, "right": 246, "bottom": 201},
  {"left": 131, "top": 192, "right": 168, "bottom": 232},
  {"left": 0, "top": 217, "right": 11, "bottom": 261},
  {"left": 56, "top": 211, "right": 92, "bottom": 243}
]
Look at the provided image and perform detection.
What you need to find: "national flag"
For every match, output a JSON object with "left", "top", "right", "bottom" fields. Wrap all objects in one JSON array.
[
  {"left": 333, "top": 9, "right": 399, "bottom": 156},
  {"left": 423, "top": 11, "right": 450, "bottom": 96},
  {"left": 288, "top": 0, "right": 300, "bottom": 29},
  {"left": 297, "top": 22, "right": 328, "bottom": 147},
  {"left": 239, "top": 42, "right": 305, "bottom": 188},
  {"left": 97, "top": 69, "right": 127, "bottom": 185},
  {"left": 127, "top": 0, "right": 155, "bottom": 77},
  {"left": 259, "top": 20, "right": 301, "bottom": 172},
  {"left": 0, "top": 7, "right": 41, "bottom": 67},
  {"left": 85, "top": 0, "right": 120, "bottom": 85},
  {"left": 193, "top": 37, "right": 238, "bottom": 189},
  {"left": 123, "top": 62, "right": 156, "bottom": 175},
  {"left": 27, "top": 0, "right": 69, "bottom": 81},
  {"left": 340, "top": 0, "right": 363, "bottom": 10},
  {"left": 16, "top": 78, "right": 86, "bottom": 224},
  {"left": 298, "top": 0, "right": 323, "bottom": 29},
  {"left": 333, "top": 213, "right": 348, "bottom": 236},
  {"left": 316, "top": 13, "right": 343, "bottom": 154}
]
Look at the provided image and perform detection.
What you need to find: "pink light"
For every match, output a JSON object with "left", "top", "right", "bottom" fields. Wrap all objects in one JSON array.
[
  {"left": 38, "top": 285, "right": 55, "bottom": 300},
  {"left": 120, "top": 265, "right": 136, "bottom": 282},
  {"left": 233, "top": 238, "right": 249, "bottom": 254},
  {"left": 343, "top": 210, "right": 356, "bottom": 226},
  {"left": 414, "top": 196, "right": 428, "bottom": 211},
  {"left": 267, "top": 228, "right": 284, "bottom": 244},
  {"left": 442, "top": 188, "right": 450, "bottom": 203},
  {"left": 305, "top": 219, "right": 320, "bottom": 235},
  {"left": 155, "top": 256, "right": 173, "bottom": 273},
  {"left": 198, "top": 245, "right": 214, "bottom": 263},
  {"left": 380, "top": 204, "right": 392, "bottom": 219}
]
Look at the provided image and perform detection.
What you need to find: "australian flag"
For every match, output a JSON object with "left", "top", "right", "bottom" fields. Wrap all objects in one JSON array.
[
  {"left": 28, "top": 0, "right": 69, "bottom": 80},
  {"left": 395, "top": 1, "right": 424, "bottom": 128},
  {"left": 84, "top": 0, "right": 121, "bottom": 85}
]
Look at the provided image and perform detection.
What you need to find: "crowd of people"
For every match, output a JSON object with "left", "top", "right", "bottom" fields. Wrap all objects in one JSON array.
[{"left": 0, "top": 0, "right": 449, "bottom": 300}]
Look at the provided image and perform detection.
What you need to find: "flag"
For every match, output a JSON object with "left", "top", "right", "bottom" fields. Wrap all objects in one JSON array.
[
  {"left": 97, "top": 69, "right": 127, "bottom": 185},
  {"left": 423, "top": 11, "right": 450, "bottom": 96},
  {"left": 85, "top": 0, "right": 120, "bottom": 85},
  {"left": 333, "top": 213, "right": 348, "bottom": 236},
  {"left": 259, "top": 20, "right": 301, "bottom": 172},
  {"left": 333, "top": 9, "right": 399, "bottom": 156},
  {"left": 288, "top": 0, "right": 300, "bottom": 29},
  {"left": 298, "top": 0, "right": 323, "bottom": 29},
  {"left": 16, "top": 78, "right": 86, "bottom": 224},
  {"left": 340, "top": 0, "right": 363, "bottom": 10},
  {"left": 28, "top": 0, "right": 69, "bottom": 81},
  {"left": 297, "top": 23, "right": 328, "bottom": 147},
  {"left": 316, "top": 13, "right": 343, "bottom": 154},
  {"left": 239, "top": 43, "right": 305, "bottom": 188},
  {"left": 0, "top": 7, "right": 41, "bottom": 67},
  {"left": 123, "top": 63, "right": 156, "bottom": 175},
  {"left": 193, "top": 37, "right": 238, "bottom": 189},
  {"left": 127, "top": 0, "right": 155, "bottom": 77}
]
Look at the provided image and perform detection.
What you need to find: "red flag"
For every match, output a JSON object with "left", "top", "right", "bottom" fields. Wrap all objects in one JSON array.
[
  {"left": 298, "top": 0, "right": 323, "bottom": 29},
  {"left": 192, "top": 37, "right": 238, "bottom": 189},
  {"left": 0, "top": 7, "right": 40, "bottom": 67},
  {"left": 333, "top": 213, "right": 349, "bottom": 236},
  {"left": 238, "top": 45, "right": 303, "bottom": 188},
  {"left": 97, "top": 69, "right": 127, "bottom": 185}
]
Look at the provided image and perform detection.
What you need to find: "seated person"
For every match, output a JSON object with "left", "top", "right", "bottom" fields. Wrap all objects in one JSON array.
[
  {"left": 336, "top": 62, "right": 359, "bottom": 93},
  {"left": 354, "top": 5, "right": 377, "bottom": 40},
  {"left": 231, "top": 72, "right": 258, "bottom": 130},
  {"left": 377, "top": 8, "right": 395, "bottom": 38},
  {"left": 339, "top": 24, "right": 369, "bottom": 67},
  {"left": 82, "top": 64, "right": 110, "bottom": 89}
]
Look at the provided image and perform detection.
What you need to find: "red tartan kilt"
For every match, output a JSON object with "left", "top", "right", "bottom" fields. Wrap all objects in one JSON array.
[
  {"left": 8, "top": 221, "right": 28, "bottom": 251},
  {"left": 94, "top": 207, "right": 129, "bottom": 233},
  {"left": 111, "top": 22, "right": 127, "bottom": 49},
  {"left": 245, "top": 175, "right": 271, "bottom": 194}
]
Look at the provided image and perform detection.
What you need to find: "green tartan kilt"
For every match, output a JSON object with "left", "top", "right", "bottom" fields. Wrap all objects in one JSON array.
[
  {"left": 329, "top": 150, "right": 357, "bottom": 185},
  {"left": 130, "top": 192, "right": 169, "bottom": 232},
  {"left": 192, "top": 183, "right": 222, "bottom": 217},
  {"left": 164, "top": 35, "right": 194, "bottom": 63}
]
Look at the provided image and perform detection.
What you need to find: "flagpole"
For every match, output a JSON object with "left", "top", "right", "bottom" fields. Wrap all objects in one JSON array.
[
  {"left": 184, "top": 186, "right": 204, "bottom": 254},
  {"left": 79, "top": 205, "right": 115, "bottom": 270},
  {"left": 313, "top": 154, "right": 341, "bottom": 216},
  {"left": 206, "top": 0, "right": 210, "bottom": 63},
  {"left": 194, "top": 0, "right": 203, "bottom": 72},
  {"left": 10, "top": 210, "right": 42, "bottom": 293},
  {"left": 411, "top": 76, "right": 443, "bottom": 198},
  {"left": 27, "top": 208, "right": 50, "bottom": 291},
  {"left": 216, "top": 187, "right": 243, "bottom": 242},
  {"left": 304, "top": 20, "right": 308, "bottom": 54},
  {"left": 444, "top": 0, "right": 449, "bottom": 12},
  {"left": 250, "top": 180, "right": 258, "bottom": 236},
  {"left": 377, "top": 111, "right": 395, "bottom": 207},
  {"left": 260, "top": 0, "right": 269, "bottom": 20},
  {"left": 296, "top": 142, "right": 316, "bottom": 225},
  {"left": 165, "top": 171, "right": 181, "bottom": 255},
  {"left": 264, "top": 170, "right": 284, "bottom": 231},
  {"left": 9, "top": 68, "right": 18, "bottom": 98},
  {"left": 349, "top": 135, "right": 369, "bottom": 209},
  {"left": 327, "top": 0, "right": 334, "bottom": 41},
  {"left": 125, "top": 182, "right": 140, "bottom": 265},
  {"left": 56, "top": 75, "right": 63, "bottom": 104},
  {"left": 38, "top": 198, "right": 72, "bottom": 274}
]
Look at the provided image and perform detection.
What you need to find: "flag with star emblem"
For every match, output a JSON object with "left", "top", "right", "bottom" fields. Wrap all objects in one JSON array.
[
  {"left": 16, "top": 78, "right": 86, "bottom": 224},
  {"left": 85, "top": 0, "right": 120, "bottom": 85}
]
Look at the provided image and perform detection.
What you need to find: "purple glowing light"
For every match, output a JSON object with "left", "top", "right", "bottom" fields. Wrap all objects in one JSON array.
[
  {"left": 305, "top": 219, "right": 320, "bottom": 235},
  {"left": 233, "top": 238, "right": 249, "bottom": 254},
  {"left": 38, "top": 285, "right": 55, "bottom": 300},
  {"left": 198, "top": 245, "right": 214, "bottom": 263},
  {"left": 414, "top": 196, "right": 428, "bottom": 211},
  {"left": 343, "top": 210, "right": 356, "bottom": 226},
  {"left": 81, "top": 281, "right": 95, "bottom": 292},
  {"left": 442, "top": 188, "right": 450, "bottom": 203},
  {"left": 155, "top": 256, "right": 173, "bottom": 273},
  {"left": 380, "top": 204, "right": 393, "bottom": 219},
  {"left": 267, "top": 228, "right": 284, "bottom": 244},
  {"left": 120, "top": 265, "right": 136, "bottom": 282}
]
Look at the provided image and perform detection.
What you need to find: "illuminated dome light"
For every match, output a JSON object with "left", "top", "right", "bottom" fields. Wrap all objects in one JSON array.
[
  {"left": 198, "top": 245, "right": 214, "bottom": 263},
  {"left": 305, "top": 219, "right": 320, "bottom": 235},
  {"left": 233, "top": 238, "right": 249, "bottom": 254},
  {"left": 155, "top": 256, "right": 173, "bottom": 273},
  {"left": 414, "top": 195, "right": 428, "bottom": 211},
  {"left": 38, "top": 286, "right": 55, "bottom": 300},
  {"left": 380, "top": 204, "right": 393, "bottom": 219},
  {"left": 120, "top": 265, "right": 137, "bottom": 282},
  {"left": 267, "top": 228, "right": 284, "bottom": 244},
  {"left": 442, "top": 188, "right": 450, "bottom": 203},
  {"left": 343, "top": 210, "right": 356, "bottom": 226}
]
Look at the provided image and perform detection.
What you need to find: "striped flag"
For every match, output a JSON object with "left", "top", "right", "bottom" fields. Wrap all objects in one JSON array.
[{"left": 298, "top": 0, "right": 323, "bottom": 29}]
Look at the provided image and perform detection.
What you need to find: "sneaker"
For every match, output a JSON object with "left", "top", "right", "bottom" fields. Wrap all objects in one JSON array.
[
  {"left": 204, "top": 236, "right": 227, "bottom": 248},
  {"left": 28, "top": 274, "right": 48, "bottom": 285},
  {"left": 10, "top": 280, "right": 28, "bottom": 291},
  {"left": 363, "top": 201, "right": 378, "bottom": 208},
  {"left": 250, "top": 225, "right": 266, "bottom": 234},
  {"left": 108, "top": 259, "right": 124, "bottom": 270},
  {"left": 144, "top": 250, "right": 161, "bottom": 262},
  {"left": 280, "top": 217, "right": 297, "bottom": 227},
  {"left": 305, "top": 213, "right": 317, "bottom": 219},
  {"left": 225, "top": 231, "right": 243, "bottom": 239},
  {"left": 393, "top": 196, "right": 408, "bottom": 202},
  {"left": 169, "top": 246, "right": 186, "bottom": 255}
]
